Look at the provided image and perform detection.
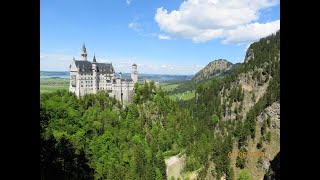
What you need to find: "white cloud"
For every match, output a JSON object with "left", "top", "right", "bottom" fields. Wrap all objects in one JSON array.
[
  {"left": 155, "top": 0, "right": 279, "bottom": 43},
  {"left": 128, "top": 22, "right": 142, "bottom": 32},
  {"left": 158, "top": 34, "right": 171, "bottom": 40},
  {"left": 222, "top": 20, "right": 280, "bottom": 44},
  {"left": 126, "top": 0, "right": 132, "bottom": 5}
]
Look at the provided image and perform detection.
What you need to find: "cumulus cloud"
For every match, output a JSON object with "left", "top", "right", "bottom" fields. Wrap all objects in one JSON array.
[
  {"left": 155, "top": 0, "right": 279, "bottom": 43},
  {"left": 158, "top": 34, "right": 171, "bottom": 40},
  {"left": 222, "top": 20, "right": 280, "bottom": 44}
]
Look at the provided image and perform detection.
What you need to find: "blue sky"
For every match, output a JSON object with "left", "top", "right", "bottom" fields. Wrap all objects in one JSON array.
[{"left": 40, "top": 0, "right": 280, "bottom": 75}]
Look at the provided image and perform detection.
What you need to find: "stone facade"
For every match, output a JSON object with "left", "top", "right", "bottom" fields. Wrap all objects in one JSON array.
[{"left": 69, "top": 44, "right": 138, "bottom": 104}]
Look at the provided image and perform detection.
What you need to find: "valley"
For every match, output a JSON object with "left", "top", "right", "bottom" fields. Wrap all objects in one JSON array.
[{"left": 40, "top": 31, "right": 280, "bottom": 180}]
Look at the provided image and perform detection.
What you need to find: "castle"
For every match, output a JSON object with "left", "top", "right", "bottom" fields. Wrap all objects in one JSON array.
[{"left": 69, "top": 44, "right": 138, "bottom": 104}]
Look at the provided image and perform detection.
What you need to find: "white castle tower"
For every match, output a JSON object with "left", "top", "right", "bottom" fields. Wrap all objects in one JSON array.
[
  {"left": 81, "top": 43, "right": 87, "bottom": 61},
  {"left": 131, "top": 63, "right": 138, "bottom": 84}
]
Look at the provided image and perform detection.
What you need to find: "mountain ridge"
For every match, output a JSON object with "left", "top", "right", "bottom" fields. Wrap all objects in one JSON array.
[{"left": 193, "top": 59, "right": 234, "bottom": 83}]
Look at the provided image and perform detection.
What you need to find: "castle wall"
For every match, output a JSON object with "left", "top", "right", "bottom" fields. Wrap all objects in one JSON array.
[{"left": 70, "top": 69, "right": 135, "bottom": 102}]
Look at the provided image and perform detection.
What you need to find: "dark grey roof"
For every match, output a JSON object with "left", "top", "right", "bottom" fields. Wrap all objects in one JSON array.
[
  {"left": 82, "top": 43, "right": 86, "bottom": 51},
  {"left": 74, "top": 60, "right": 91, "bottom": 72},
  {"left": 132, "top": 63, "right": 137, "bottom": 66},
  {"left": 74, "top": 60, "right": 114, "bottom": 73},
  {"left": 96, "top": 63, "right": 114, "bottom": 73}
]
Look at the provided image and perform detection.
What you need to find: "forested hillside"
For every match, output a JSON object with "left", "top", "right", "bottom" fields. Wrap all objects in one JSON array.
[
  {"left": 178, "top": 30, "right": 280, "bottom": 179},
  {"left": 168, "top": 60, "right": 240, "bottom": 96},
  {"left": 40, "top": 30, "right": 280, "bottom": 180}
]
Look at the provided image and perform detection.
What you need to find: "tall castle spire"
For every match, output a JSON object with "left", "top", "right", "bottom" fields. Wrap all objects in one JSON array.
[
  {"left": 81, "top": 42, "right": 88, "bottom": 61},
  {"left": 93, "top": 54, "right": 96, "bottom": 63}
]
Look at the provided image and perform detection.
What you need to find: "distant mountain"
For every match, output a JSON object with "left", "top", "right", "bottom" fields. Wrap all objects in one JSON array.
[
  {"left": 40, "top": 71, "right": 193, "bottom": 82},
  {"left": 168, "top": 59, "right": 240, "bottom": 95},
  {"left": 40, "top": 71, "right": 69, "bottom": 76},
  {"left": 193, "top": 59, "right": 233, "bottom": 82},
  {"left": 120, "top": 73, "right": 193, "bottom": 82}
]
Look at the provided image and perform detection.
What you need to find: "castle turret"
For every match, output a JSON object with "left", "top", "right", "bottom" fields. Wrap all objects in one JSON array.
[
  {"left": 93, "top": 54, "right": 96, "bottom": 62},
  {"left": 131, "top": 63, "right": 138, "bottom": 84},
  {"left": 119, "top": 72, "right": 122, "bottom": 79},
  {"left": 92, "top": 54, "right": 98, "bottom": 93},
  {"left": 81, "top": 43, "right": 88, "bottom": 61},
  {"left": 115, "top": 72, "right": 123, "bottom": 104}
]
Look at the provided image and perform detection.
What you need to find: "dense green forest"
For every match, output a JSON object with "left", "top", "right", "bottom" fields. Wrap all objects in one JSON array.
[
  {"left": 40, "top": 82, "right": 196, "bottom": 179},
  {"left": 40, "top": 30, "right": 280, "bottom": 180}
]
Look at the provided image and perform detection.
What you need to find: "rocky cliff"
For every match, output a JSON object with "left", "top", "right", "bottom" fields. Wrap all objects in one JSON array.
[{"left": 196, "top": 30, "right": 280, "bottom": 180}]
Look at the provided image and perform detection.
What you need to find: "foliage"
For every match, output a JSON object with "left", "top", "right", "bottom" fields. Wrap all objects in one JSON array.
[
  {"left": 236, "top": 155, "right": 246, "bottom": 169},
  {"left": 238, "top": 169, "right": 252, "bottom": 180},
  {"left": 266, "top": 131, "right": 271, "bottom": 143},
  {"left": 40, "top": 102, "right": 94, "bottom": 179},
  {"left": 41, "top": 84, "right": 190, "bottom": 179}
]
